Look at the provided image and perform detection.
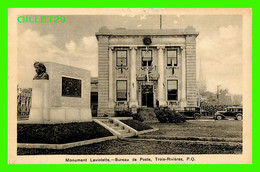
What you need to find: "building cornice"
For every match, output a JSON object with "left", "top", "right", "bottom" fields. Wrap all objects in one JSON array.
[{"left": 95, "top": 26, "right": 199, "bottom": 40}]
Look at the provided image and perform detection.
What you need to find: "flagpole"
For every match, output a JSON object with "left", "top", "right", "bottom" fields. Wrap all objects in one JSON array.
[{"left": 160, "top": 15, "right": 162, "bottom": 29}]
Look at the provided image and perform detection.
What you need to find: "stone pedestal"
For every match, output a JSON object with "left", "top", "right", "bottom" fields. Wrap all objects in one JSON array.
[
  {"left": 49, "top": 107, "right": 92, "bottom": 122},
  {"left": 29, "top": 80, "right": 50, "bottom": 122}
]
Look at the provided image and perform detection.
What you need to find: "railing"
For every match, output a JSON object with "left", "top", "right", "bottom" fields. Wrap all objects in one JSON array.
[
  {"left": 115, "top": 101, "right": 129, "bottom": 111},
  {"left": 167, "top": 101, "right": 179, "bottom": 106}
]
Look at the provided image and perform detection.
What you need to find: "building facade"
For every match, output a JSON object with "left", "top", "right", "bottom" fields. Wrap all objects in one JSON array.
[{"left": 96, "top": 26, "right": 199, "bottom": 116}]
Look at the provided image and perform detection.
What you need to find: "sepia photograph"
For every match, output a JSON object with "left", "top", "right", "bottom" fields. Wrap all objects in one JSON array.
[{"left": 8, "top": 8, "right": 252, "bottom": 164}]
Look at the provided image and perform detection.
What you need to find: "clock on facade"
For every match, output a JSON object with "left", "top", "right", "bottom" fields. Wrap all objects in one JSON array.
[{"left": 143, "top": 37, "right": 152, "bottom": 45}]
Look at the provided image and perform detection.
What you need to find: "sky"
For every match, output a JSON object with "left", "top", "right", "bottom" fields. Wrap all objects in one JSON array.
[{"left": 17, "top": 14, "right": 243, "bottom": 95}]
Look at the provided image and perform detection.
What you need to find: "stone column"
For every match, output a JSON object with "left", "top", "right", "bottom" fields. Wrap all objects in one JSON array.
[
  {"left": 108, "top": 47, "right": 114, "bottom": 108},
  {"left": 157, "top": 46, "right": 166, "bottom": 106},
  {"left": 180, "top": 46, "right": 187, "bottom": 108},
  {"left": 129, "top": 47, "right": 138, "bottom": 109}
]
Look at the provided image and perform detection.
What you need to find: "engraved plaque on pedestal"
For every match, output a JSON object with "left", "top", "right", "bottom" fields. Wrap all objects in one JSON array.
[{"left": 62, "top": 77, "right": 82, "bottom": 97}]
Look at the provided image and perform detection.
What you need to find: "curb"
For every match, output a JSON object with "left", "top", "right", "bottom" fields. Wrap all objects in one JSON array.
[
  {"left": 138, "top": 135, "right": 242, "bottom": 143},
  {"left": 127, "top": 138, "right": 242, "bottom": 147},
  {"left": 138, "top": 128, "right": 159, "bottom": 135},
  {"left": 17, "top": 136, "right": 117, "bottom": 150}
]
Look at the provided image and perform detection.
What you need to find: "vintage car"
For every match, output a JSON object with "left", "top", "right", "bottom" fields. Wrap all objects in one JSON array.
[
  {"left": 177, "top": 107, "right": 202, "bottom": 120},
  {"left": 214, "top": 107, "right": 243, "bottom": 120}
]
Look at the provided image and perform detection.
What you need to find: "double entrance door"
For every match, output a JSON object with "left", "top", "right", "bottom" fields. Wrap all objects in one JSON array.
[{"left": 141, "top": 85, "right": 154, "bottom": 108}]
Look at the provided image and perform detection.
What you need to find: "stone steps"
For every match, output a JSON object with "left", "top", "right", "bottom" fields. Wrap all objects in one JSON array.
[{"left": 97, "top": 119, "right": 134, "bottom": 138}]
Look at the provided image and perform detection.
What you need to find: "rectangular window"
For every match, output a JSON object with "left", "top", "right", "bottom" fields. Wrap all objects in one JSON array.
[
  {"left": 116, "top": 80, "right": 127, "bottom": 101},
  {"left": 167, "top": 50, "right": 178, "bottom": 66},
  {"left": 168, "top": 80, "right": 178, "bottom": 100},
  {"left": 142, "top": 50, "right": 152, "bottom": 66},
  {"left": 116, "top": 50, "right": 127, "bottom": 67}
]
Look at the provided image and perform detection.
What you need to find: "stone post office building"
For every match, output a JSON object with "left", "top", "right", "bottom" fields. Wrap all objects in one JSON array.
[{"left": 95, "top": 26, "right": 199, "bottom": 116}]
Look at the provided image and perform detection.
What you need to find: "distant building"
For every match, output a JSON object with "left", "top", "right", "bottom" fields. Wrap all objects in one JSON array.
[
  {"left": 95, "top": 26, "right": 199, "bottom": 116},
  {"left": 17, "top": 87, "right": 32, "bottom": 116}
]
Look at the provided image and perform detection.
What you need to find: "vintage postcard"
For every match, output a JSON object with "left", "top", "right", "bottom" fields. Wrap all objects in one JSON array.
[{"left": 8, "top": 8, "right": 252, "bottom": 164}]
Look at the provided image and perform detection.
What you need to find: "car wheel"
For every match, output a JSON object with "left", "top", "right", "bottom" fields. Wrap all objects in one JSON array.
[
  {"left": 194, "top": 113, "right": 200, "bottom": 120},
  {"left": 236, "top": 114, "right": 243, "bottom": 121},
  {"left": 216, "top": 115, "right": 222, "bottom": 120}
]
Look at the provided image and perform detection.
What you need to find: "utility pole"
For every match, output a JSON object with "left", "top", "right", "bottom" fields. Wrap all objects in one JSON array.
[{"left": 217, "top": 85, "right": 221, "bottom": 105}]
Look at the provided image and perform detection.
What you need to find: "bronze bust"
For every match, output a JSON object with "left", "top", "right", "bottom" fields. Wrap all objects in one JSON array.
[{"left": 33, "top": 62, "right": 49, "bottom": 80}]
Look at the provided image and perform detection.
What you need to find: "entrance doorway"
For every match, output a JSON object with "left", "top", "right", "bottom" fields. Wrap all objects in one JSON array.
[{"left": 142, "top": 85, "right": 154, "bottom": 107}]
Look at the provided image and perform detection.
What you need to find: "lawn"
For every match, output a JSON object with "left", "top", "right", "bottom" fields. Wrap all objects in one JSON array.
[
  {"left": 142, "top": 120, "right": 242, "bottom": 139},
  {"left": 120, "top": 119, "right": 153, "bottom": 131},
  {"left": 17, "top": 139, "right": 242, "bottom": 155},
  {"left": 17, "top": 120, "right": 243, "bottom": 155},
  {"left": 18, "top": 122, "right": 113, "bottom": 144}
]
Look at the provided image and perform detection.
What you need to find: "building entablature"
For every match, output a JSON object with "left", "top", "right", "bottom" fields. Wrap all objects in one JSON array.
[{"left": 95, "top": 26, "right": 199, "bottom": 39}]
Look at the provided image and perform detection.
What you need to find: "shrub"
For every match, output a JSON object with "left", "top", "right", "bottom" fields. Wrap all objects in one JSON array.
[
  {"left": 154, "top": 107, "right": 186, "bottom": 123},
  {"left": 115, "top": 110, "right": 144, "bottom": 122},
  {"left": 115, "top": 110, "right": 132, "bottom": 117},
  {"left": 103, "top": 114, "right": 109, "bottom": 117},
  {"left": 154, "top": 107, "right": 168, "bottom": 123},
  {"left": 137, "top": 108, "right": 157, "bottom": 121},
  {"left": 132, "top": 113, "right": 144, "bottom": 122}
]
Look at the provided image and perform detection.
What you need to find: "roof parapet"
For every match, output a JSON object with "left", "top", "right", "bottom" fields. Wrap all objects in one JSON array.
[{"left": 95, "top": 26, "right": 199, "bottom": 38}]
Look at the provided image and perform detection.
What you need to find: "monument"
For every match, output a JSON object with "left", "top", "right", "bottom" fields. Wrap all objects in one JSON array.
[
  {"left": 29, "top": 62, "right": 92, "bottom": 123},
  {"left": 33, "top": 62, "right": 49, "bottom": 80}
]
